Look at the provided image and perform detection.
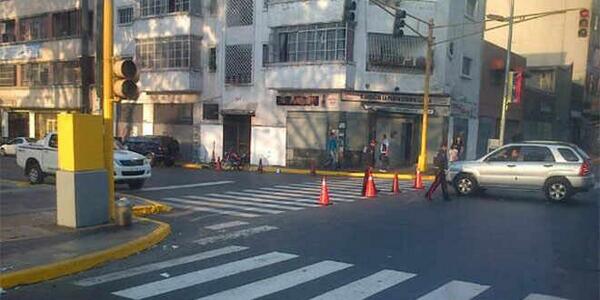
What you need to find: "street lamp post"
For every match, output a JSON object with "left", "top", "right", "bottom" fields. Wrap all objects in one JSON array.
[{"left": 498, "top": 0, "right": 515, "bottom": 145}]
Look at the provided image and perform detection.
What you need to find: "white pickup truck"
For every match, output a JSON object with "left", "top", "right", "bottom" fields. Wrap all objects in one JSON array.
[{"left": 16, "top": 133, "right": 152, "bottom": 189}]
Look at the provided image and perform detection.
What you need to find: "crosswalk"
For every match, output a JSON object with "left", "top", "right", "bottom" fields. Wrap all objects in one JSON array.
[
  {"left": 159, "top": 178, "right": 423, "bottom": 220},
  {"left": 73, "top": 244, "right": 568, "bottom": 300}
]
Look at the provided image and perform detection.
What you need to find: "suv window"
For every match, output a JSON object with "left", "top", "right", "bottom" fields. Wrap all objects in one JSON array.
[
  {"left": 48, "top": 134, "right": 58, "bottom": 149},
  {"left": 521, "top": 146, "right": 554, "bottom": 162},
  {"left": 557, "top": 148, "right": 580, "bottom": 162},
  {"left": 485, "top": 146, "right": 521, "bottom": 162}
]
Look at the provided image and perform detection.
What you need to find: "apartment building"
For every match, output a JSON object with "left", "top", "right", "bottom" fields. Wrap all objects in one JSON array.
[
  {"left": 583, "top": 0, "right": 600, "bottom": 156},
  {"left": 0, "top": 0, "right": 95, "bottom": 139},
  {"left": 112, "top": 0, "right": 485, "bottom": 166}
]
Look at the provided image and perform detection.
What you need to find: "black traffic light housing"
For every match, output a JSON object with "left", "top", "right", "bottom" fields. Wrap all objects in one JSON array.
[
  {"left": 113, "top": 58, "right": 139, "bottom": 101},
  {"left": 344, "top": 0, "right": 357, "bottom": 22},
  {"left": 578, "top": 9, "right": 590, "bottom": 38},
  {"left": 393, "top": 9, "right": 406, "bottom": 37}
]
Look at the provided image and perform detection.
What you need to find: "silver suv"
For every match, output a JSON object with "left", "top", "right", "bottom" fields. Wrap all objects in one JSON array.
[{"left": 447, "top": 141, "right": 595, "bottom": 201}]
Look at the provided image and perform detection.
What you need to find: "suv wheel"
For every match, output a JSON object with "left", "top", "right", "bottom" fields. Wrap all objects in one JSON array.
[
  {"left": 27, "top": 162, "right": 44, "bottom": 184},
  {"left": 545, "top": 178, "right": 572, "bottom": 202},
  {"left": 454, "top": 173, "right": 478, "bottom": 196}
]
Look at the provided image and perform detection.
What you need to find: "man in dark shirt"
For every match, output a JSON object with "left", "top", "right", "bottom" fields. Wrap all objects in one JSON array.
[{"left": 425, "top": 143, "right": 450, "bottom": 201}]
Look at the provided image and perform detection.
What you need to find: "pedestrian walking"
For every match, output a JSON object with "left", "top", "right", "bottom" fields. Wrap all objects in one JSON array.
[
  {"left": 379, "top": 134, "right": 390, "bottom": 172},
  {"left": 366, "top": 138, "right": 377, "bottom": 168},
  {"left": 448, "top": 145, "right": 459, "bottom": 162},
  {"left": 425, "top": 143, "right": 450, "bottom": 201},
  {"left": 326, "top": 131, "right": 338, "bottom": 169},
  {"left": 453, "top": 135, "right": 465, "bottom": 160}
]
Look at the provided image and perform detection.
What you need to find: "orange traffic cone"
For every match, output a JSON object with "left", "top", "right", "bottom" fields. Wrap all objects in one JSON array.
[
  {"left": 319, "top": 177, "right": 331, "bottom": 206},
  {"left": 216, "top": 157, "right": 222, "bottom": 171},
  {"left": 361, "top": 167, "right": 371, "bottom": 196},
  {"left": 365, "top": 174, "right": 377, "bottom": 198},
  {"left": 258, "top": 158, "right": 264, "bottom": 173},
  {"left": 310, "top": 160, "right": 317, "bottom": 176},
  {"left": 413, "top": 167, "right": 424, "bottom": 189},
  {"left": 391, "top": 172, "right": 401, "bottom": 194}
]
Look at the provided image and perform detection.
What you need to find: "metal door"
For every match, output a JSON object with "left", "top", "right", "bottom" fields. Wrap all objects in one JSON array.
[{"left": 223, "top": 115, "right": 251, "bottom": 158}]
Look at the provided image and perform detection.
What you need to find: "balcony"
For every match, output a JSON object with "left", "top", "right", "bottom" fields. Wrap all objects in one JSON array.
[
  {"left": 139, "top": 71, "right": 202, "bottom": 93},
  {"left": 133, "top": 14, "right": 202, "bottom": 39},
  {"left": 266, "top": 0, "right": 345, "bottom": 27},
  {"left": 265, "top": 62, "right": 354, "bottom": 90}
]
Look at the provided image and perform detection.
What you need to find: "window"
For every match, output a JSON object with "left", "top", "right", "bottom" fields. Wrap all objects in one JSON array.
[
  {"left": 53, "top": 10, "right": 79, "bottom": 38},
  {"left": 269, "top": 22, "right": 354, "bottom": 64},
  {"left": 527, "top": 70, "right": 555, "bottom": 92},
  {"left": 203, "top": 103, "right": 219, "bottom": 120},
  {"left": 154, "top": 104, "right": 193, "bottom": 125},
  {"left": 466, "top": 0, "right": 478, "bottom": 18},
  {"left": 118, "top": 7, "right": 134, "bottom": 25},
  {"left": 521, "top": 146, "right": 555, "bottom": 162},
  {"left": 0, "top": 19, "right": 16, "bottom": 43},
  {"left": 54, "top": 61, "right": 81, "bottom": 84},
  {"left": 140, "top": 0, "right": 197, "bottom": 17},
  {"left": 558, "top": 148, "right": 580, "bottom": 162},
  {"left": 262, "top": 44, "right": 268, "bottom": 66},
  {"left": 0, "top": 64, "right": 16, "bottom": 86},
  {"left": 208, "top": 47, "right": 217, "bottom": 72},
  {"left": 226, "top": 0, "right": 253, "bottom": 26},
  {"left": 136, "top": 36, "right": 201, "bottom": 70},
  {"left": 19, "top": 15, "right": 47, "bottom": 41},
  {"left": 208, "top": 0, "right": 218, "bottom": 16},
  {"left": 485, "top": 146, "right": 521, "bottom": 162},
  {"left": 225, "top": 44, "right": 252, "bottom": 84},
  {"left": 21, "top": 63, "right": 50, "bottom": 86},
  {"left": 367, "top": 33, "right": 427, "bottom": 73},
  {"left": 48, "top": 134, "right": 58, "bottom": 148},
  {"left": 462, "top": 56, "right": 472, "bottom": 77}
]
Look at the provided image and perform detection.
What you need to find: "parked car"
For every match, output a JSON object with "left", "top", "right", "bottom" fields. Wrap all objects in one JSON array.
[
  {"left": 447, "top": 141, "right": 595, "bottom": 201},
  {"left": 16, "top": 133, "right": 151, "bottom": 189},
  {"left": 0, "top": 137, "right": 36, "bottom": 156},
  {"left": 123, "top": 135, "right": 179, "bottom": 166}
]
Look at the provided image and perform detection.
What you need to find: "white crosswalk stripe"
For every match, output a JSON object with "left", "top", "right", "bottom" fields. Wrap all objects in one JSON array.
[
  {"left": 112, "top": 251, "right": 297, "bottom": 299},
  {"left": 74, "top": 246, "right": 248, "bottom": 287},
  {"left": 219, "top": 192, "right": 319, "bottom": 207},
  {"left": 194, "top": 225, "right": 279, "bottom": 246},
  {"left": 164, "top": 197, "right": 284, "bottom": 215},
  {"left": 162, "top": 202, "right": 261, "bottom": 218},
  {"left": 310, "top": 269, "right": 416, "bottom": 300},
  {"left": 523, "top": 294, "right": 569, "bottom": 300},
  {"left": 416, "top": 280, "right": 490, "bottom": 300},
  {"left": 195, "top": 194, "right": 306, "bottom": 211},
  {"left": 258, "top": 187, "right": 358, "bottom": 202},
  {"left": 286, "top": 183, "right": 362, "bottom": 195},
  {"left": 205, "top": 221, "right": 249, "bottom": 230},
  {"left": 197, "top": 260, "right": 353, "bottom": 300}
]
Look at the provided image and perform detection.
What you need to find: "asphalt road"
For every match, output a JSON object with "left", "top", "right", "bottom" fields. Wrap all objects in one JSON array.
[{"left": 1, "top": 156, "right": 599, "bottom": 299}]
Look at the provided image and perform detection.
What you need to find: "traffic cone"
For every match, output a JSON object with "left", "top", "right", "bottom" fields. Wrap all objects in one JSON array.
[
  {"left": 310, "top": 160, "right": 316, "bottom": 176},
  {"left": 258, "top": 158, "right": 264, "bottom": 173},
  {"left": 319, "top": 177, "right": 331, "bottom": 206},
  {"left": 361, "top": 167, "right": 371, "bottom": 196},
  {"left": 365, "top": 173, "right": 377, "bottom": 198},
  {"left": 391, "top": 172, "right": 401, "bottom": 194},
  {"left": 413, "top": 167, "right": 424, "bottom": 189},
  {"left": 216, "top": 157, "right": 222, "bottom": 171}
]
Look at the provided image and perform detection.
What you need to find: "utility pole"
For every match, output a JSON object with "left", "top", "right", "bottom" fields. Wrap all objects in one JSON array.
[
  {"left": 417, "top": 19, "right": 434, "bottom": 173},
  {"left": 102, "top": 0, "right": 115, "bottom": 220},
  {"left": 498, "top": 0, "right": 515, "bottom": 145},
  {"left": 80, "top": 0, "right": 90, "bottom": 113}
]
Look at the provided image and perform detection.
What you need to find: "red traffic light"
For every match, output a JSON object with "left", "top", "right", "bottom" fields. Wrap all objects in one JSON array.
[{"left": 580, "top": 9, "right": 590, "bottom": 18}]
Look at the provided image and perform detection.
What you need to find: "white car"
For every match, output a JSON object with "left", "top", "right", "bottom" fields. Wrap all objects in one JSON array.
[
  {"left": 16, "top": 133, "right": 152, "bottom": 189},
  {"left": 0, "top": 137, "right": 36, "bottom": 156}
]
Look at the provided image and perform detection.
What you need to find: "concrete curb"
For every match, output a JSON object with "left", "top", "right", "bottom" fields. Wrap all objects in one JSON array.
[
  {"left": 0, "top": 217, "right": 171, "bottom": 289},
  {"left": 117, "top": 193, "right": 173, "bottom": 217},
  {"left": 180, "top": 163, "right": 436, "bottom": 181},
  {"left": 0, "top": 179, "right": 30, "bottom": 188}
]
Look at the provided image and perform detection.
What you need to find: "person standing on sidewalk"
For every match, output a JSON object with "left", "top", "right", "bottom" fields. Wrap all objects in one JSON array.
[
  {"left": 425, "top": 143, "right": 450, "bottom": 201},
  {"left": 326, "top": 131, "right": 338, "bottom": 169},
  {"left": 379, "top": 134, "right": 390, "bottom": 172}
]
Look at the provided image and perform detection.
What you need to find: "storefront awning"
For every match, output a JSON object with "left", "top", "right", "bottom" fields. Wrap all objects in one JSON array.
[
  {"left": 362, "top": 104, "right": 434, "bottom": 115},
  {"left": 221, "top": 101, "right": 257, "bottom": 116}
]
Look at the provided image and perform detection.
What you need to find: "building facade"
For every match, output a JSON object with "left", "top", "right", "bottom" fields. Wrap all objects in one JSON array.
[
  {"left": 0, "top": 0, "right": 96, "bottom": 139},
  {"left": 583, "top": 0, "right": 600, "bottom": 156}
]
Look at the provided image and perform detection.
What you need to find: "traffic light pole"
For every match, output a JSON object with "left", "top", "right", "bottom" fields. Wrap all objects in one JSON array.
[
  {"left": 102, "top": 0, "right": 115, "bottom": 220},
  {"left": 498, "top": 0, "right": 515, "bottom": 146},
  {"left": 417, "top": 19, "right": 434, "bottom": 173}
]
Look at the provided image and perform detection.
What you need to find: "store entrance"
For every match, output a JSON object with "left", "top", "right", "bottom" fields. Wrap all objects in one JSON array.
[{"left": 223, "top": 115, "right": 251, "bottom": 159}]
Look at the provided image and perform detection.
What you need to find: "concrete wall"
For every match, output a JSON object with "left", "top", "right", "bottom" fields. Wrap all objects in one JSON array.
[
  {"left": 251, "top": 126, "right": 286, "bottom": 166},
  {"left": 0, "top": 0, "right": 81, "bottom": 19}
]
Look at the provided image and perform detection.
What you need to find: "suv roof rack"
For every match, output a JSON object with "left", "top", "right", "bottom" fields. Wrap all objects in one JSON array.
[{"left": 519, "top": 140, "right": 576, "bottom": 147}]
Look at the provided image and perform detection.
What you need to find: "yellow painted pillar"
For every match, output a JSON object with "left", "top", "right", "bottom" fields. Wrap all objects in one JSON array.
[{"left": 103, "top": 0, "right": 115, "bottom": 220}]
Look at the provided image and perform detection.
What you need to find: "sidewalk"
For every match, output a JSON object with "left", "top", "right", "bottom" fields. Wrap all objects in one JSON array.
[{"left": 0, "top": 181, "right": 171, "bottom": 289}]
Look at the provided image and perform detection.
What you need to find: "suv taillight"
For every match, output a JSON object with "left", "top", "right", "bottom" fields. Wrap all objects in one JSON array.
[{"left": 579, "top": 160, "right": 591, "bottom": 176}]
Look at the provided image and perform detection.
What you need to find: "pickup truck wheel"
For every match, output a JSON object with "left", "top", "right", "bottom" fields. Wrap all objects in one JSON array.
[
  {"left": 454, "top": 173, "right": 478, "bottom": 196},
  {"left": 544, "top": 178, "right": 572, "bottom": 202},
  {"left": 128, "top": 179, "right": 145, "bottom": 190},
  {"left": 27, "top": 163, "right": 44, "bottom": 184}
]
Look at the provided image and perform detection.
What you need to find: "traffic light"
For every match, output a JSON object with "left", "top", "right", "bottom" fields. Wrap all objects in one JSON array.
[
  {"left": 113, "top": 58, "right": 139, "bottom": 101},
  {"left": 510, "top": 71, "right": 524, "bottom": 104},
  {"left": 344, "top": 0, "right": 357, "bottom": 22},
  {"left": 578, "top": 9, "right": 590, "bottom": 38},
  {"left": 393, "top": 9, "right": 406, "bottom": 37}
]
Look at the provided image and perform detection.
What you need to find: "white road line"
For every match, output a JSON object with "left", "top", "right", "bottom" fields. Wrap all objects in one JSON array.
[
  {"left": 112, "top": 251, "right": 297, "bottom": 300},
  {"left": 140, "top": 181, "right": 234, "bottom": 192},
  {"left": 269, "top": 186, "right": 358, "bottom": 202},
  {"left": 74, "top": 246, "right": 248, "bottom": 287},
  {"left": 285, "top": 184, "right": 363, "bottom": 196},
  {"left": 162, "top": 202, "right": 260, "bottom": 218},
  {"left": 197, "top": 260, "right": 353, "bottom": 300},
  {"left": 225, "top": 191, "right": 320, "bottom": 206},
  {"left": 164, "top": 197, "right": 284, "bottom": 215},
  {"left": 310, "top": 269, "right": 416, "bottom": 300},
  {"left": 185, "top": 194, "right": 304, "bottom": 211},
  {"left": 202, "top": 194, "right": 310, "bottom": 209},
  {"left": 194, "top": 225, "right": 279, "bottom": 245},
  {"left": 416, "top": 280, "right": 489, "bottom": 300},
  {"left": 205, "top": 221, "right": 250, "bottom": 230},
  {"left": 523, "top": 294, "right": 569, "bottom": 300}
]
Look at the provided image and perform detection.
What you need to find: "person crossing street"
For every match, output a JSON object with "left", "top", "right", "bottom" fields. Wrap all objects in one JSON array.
[{"left": 425, "top": 143, "right": 450, "bottom": 201}]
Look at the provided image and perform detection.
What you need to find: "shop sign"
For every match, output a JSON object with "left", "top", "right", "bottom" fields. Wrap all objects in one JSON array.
[
  {"left": 0, "top": 43, "right": 41, "bottom": 60},
  {"left": 342, "top": 91, "right": 449, "bottom": 106},
  {"left": 276, "top": 95, "right": 319, "bottom": 106}
]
